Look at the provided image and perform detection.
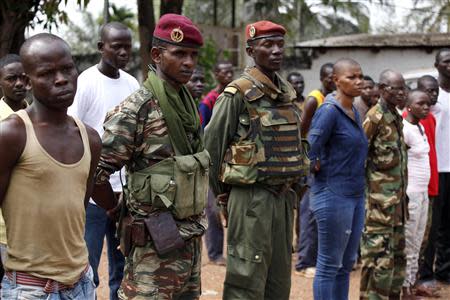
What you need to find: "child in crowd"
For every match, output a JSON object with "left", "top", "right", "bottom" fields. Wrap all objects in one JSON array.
[{"left": 402, "top": 89, "right": 432, "bottom": 298}]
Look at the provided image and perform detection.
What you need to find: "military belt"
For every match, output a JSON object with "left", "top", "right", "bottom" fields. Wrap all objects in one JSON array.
[{"left": 256, "top": 182, "right": 293, "bottom": 197}]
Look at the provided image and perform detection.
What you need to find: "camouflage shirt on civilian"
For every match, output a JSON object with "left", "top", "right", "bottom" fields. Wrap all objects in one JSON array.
[
  {"left": 363, "top": 99, "right": 408, "bottom": 230},
  {"left": 95, "top": 87, "right": 206, "bottom": 236}
]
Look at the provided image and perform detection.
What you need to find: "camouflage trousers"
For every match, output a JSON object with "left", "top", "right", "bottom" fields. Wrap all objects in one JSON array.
[
  {"left": 223, "top": 185, "right": 295, "bottom": 300},
  {"left": 118, "top": 237, "right": 201, "bottom": 300},
  {"left": 360, "top": 225, "right": 406, "bottom": 300}
]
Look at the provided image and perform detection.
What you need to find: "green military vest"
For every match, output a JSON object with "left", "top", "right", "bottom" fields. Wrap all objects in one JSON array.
[
  {"left": 121, "top": 89, "right": 210, "bottom": 220},
  {"left": 220, "top": 72, "right": 310, "bottom": 186},
  {"left": 127, "top": 150, "right": 210, "bottom": 219}
]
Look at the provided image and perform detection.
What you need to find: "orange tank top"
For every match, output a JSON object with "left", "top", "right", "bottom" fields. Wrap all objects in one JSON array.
[{"left": 2, "top": 110, "right": 91, "bottom": 285}]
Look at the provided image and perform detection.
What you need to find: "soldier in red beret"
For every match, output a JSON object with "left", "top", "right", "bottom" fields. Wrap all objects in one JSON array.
[
  {"left": 93, "top": 14, "right": 208, "bottom": 299},
  {"left": 205, "top": 20, "right": 309, "bottom": 299}
]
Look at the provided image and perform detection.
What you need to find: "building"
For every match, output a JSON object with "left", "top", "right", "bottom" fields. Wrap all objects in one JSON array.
[{"left": 288, "top": 33, "right": 450, "bottom": 92}]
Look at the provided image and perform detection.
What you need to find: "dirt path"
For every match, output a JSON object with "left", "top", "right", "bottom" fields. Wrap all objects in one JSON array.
[{"left": 96, "top": 240, "right": 450, "bottom": 299}]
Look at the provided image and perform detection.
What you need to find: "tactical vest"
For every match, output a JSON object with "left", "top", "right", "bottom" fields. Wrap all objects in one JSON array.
[
  {"left": 126, "top": 150, "right": 210, "bottom": 219},
  {"left": 122, "top": 91, "right": 210, "bottom": 220},
  {"left": 220, "top": 75, "right": 310, "bottom": 186}
]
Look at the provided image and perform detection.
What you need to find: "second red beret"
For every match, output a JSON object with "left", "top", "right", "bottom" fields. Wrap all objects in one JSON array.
[{"left": 246, "top": 20, "right": 286, "bottom": 42}]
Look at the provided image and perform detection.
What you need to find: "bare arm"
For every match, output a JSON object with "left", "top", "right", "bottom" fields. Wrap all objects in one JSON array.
[
  {"left": 0, "top": 116, "right": 26, "bottom": 205},
  {"left": 83, "top": 125, "right": 103, "bottom": 208},
  {"left": 300, "top": 96, "right": 318, "bottom": 138}
]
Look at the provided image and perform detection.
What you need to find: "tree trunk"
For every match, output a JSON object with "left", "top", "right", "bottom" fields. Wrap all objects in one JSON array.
[
  {"left": 160, "top": 0, "right": 183, "bottom": 16},
  {"left": 137, "top": 0, "right": 155, "bottom": 80},
  {"left": 0, "top": 1, "right": 34, "bottom": 57},
  {"left": 103, "top": 0, "right": 110, "bottom": 24}
]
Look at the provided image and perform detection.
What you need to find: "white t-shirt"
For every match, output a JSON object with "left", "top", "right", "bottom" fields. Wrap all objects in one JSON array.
[
  {"left": 69, "top": 65, "right": 139, "bottom": 195},
  {"left": 432, "top": 87, "right": 450, "bottom": 172},
  {"left": 403, "top": 119, "right": 430, "bottom": 193}
]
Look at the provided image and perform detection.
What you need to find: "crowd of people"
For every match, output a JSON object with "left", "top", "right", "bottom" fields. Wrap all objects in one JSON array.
[{"left": 0, "top": 11, "right": 448, "bottom": 300}]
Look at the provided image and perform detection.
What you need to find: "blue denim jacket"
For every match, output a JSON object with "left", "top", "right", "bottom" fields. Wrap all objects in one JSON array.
[{"left": 308, "top": 94, "right": 368, "bottom": 197}]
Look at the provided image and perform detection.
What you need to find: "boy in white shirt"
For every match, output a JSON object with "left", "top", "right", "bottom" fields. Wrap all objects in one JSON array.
[{"left": 402, "top": 89, "right": 432, "bottom": 298}]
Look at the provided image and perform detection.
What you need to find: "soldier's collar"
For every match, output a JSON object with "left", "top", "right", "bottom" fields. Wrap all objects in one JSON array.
[
  {"left": 379, "top": 98, "right": 400, "bottom": 123},
  {"left": 245, "top": 67, "right": 282, "bottom": 99}
]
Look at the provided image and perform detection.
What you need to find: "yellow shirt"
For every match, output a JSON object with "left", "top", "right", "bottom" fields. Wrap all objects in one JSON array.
[
  {"left": 0, "top": 98, "right": 28, "bottom": 245},
  {"left": 307, "top": 89, "right": 325, "bottom": 107}
]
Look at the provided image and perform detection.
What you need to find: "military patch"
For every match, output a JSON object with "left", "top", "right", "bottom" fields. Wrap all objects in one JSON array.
[
  {"left": 170, "top": 28, "right": 184, "bottom": 43},
  {"left": 245, "top": 86, "right": 264, "bottom": 102},
  {"left": 224, "top": 86, "right": 238, "bottom": 95}
]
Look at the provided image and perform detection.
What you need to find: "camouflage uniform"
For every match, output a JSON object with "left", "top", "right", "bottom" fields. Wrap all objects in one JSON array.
[
  {"left": 205, "top": 67, "right": 308, "bottom": 300},
  {"left": 96, "top": 87, "right": 206, "bottom": 300},
  {"left": 360, "top": 100, "right": 408, "bottom": 300}
]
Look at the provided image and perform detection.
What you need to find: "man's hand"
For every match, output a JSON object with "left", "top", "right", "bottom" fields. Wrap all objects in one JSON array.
[
  {"left": 311, "top": 158, "right": 320, "bottom": 173},
  {"left": 216, "top": 193, "right": 229, "bottom": 227},
  {"left": 106, "top": 194, "right": 122, "bottom": 222}
]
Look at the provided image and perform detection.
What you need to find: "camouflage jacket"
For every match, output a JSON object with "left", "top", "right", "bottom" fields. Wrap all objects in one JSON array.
[
  {"left": 96, "top": 87, "right": 206, "bottom": 235},
  {"left": 363, "top": 100, "right": 408, "bottom": 229},
  {"left": 204, "top": 67, "right": 307, "bottom": 196}
]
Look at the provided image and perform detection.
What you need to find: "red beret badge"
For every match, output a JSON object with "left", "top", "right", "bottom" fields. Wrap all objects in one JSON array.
[{"left": 170, "top": 28, "right": 184, "bottom": 43}]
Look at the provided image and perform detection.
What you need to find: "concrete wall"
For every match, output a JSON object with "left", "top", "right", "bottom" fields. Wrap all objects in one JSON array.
[{"left": 284, "top": 48, "right": 439, "bottom": 95}]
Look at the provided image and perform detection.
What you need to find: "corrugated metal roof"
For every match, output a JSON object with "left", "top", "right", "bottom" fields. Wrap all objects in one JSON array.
[{"left": 295, "top": 33, "right": 450, "bottom": 48}]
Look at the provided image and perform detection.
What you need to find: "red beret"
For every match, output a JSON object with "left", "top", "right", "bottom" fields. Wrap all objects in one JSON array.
[
  {"left": 153, "top": 14, "right": 203, "bottom": 47},
  {"left": 246, "top": 21, "right": 286, "bottom": 42}
]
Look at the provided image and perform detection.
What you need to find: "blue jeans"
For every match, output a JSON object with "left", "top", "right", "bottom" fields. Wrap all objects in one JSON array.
[
  {"left": 84, "top": 203, "right": 124, "bottom": 300},
  {"left": 1, "top": 267, "right": 95, "bottom": 299},
  {"left": 311, "top": 187, "right": 365, "bottom": 300},
  {"left": 296, "top": 187, "right": 318, "bottom": 270},
  {"left": 205, "top": 189, "right": 224, "bottom": 261}
]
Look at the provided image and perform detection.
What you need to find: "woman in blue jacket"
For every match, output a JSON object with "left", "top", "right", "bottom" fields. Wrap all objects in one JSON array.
[{"left": 308, "top": 58, "right": 369, "bottom": 300}]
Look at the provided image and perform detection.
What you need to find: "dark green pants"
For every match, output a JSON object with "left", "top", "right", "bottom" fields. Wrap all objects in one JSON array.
[{"left": 223, "top": 185, "right": 295, "bottom": 300}]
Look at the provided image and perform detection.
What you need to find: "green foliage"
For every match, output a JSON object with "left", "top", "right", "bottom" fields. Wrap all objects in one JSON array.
[
  {"left": 98, "top": 4, "right": 137, "bottom": 30},
  {"left": 63, "top": 4, "right": 138, "bottom": 55},
  {"left": 405, "top": 0, "right": 450, "bottom": 32},
  {"left": 198, "top": 38, "right": 230, "bottom": 91},
  {"left": 33, "top": 0, "right": 89, "bottom": 30}
]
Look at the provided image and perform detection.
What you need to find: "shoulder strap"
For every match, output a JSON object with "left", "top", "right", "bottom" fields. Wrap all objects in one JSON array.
[
  {"left": 71, "top": 116, "right": 91, "bottom": 159},
  {"left": 227, "top": 77, "right": 253, "bottom": 95},
  {"left": 128, "top": 88, "right": 154, "bottom": 172}
]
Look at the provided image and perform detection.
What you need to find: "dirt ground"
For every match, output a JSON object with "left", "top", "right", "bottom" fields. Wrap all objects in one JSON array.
[{"left": 96, "top": 239, "right": 450, "bottom": 300}]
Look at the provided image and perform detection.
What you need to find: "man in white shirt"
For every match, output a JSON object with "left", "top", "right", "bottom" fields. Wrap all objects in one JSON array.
[
  {"left": 68, "top": 22, "right": 139, "bottom": 300},
  {"left": 420, "top": 48, "right": 450, "bottom": 286}
]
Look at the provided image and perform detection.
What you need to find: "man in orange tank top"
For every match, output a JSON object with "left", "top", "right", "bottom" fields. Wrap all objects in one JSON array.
[{"left": 0, "top": 33, "right": 102, "bottom": 300}]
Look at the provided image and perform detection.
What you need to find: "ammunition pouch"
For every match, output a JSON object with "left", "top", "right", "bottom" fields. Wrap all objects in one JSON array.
[
  {"left": 127, "top": 149, "right": 210, "bottom": 219},
  {"left": 220, "top": 75, "right": 310, "bottom": 186}
]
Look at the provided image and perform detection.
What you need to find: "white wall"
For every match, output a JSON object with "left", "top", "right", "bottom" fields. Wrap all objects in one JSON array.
[{"left": 285, "top": 48, "right": 439, "bottom": 95}]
